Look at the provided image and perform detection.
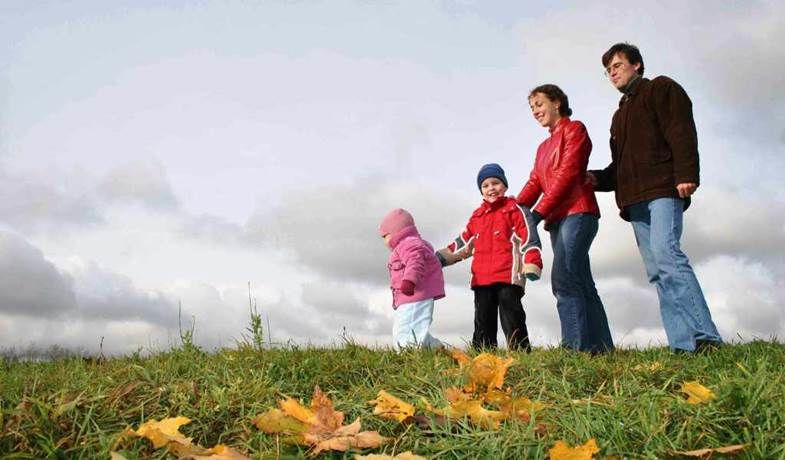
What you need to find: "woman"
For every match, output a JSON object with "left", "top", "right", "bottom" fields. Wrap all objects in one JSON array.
[{"left": 517, "top": 84, "right": 614, "bottom": 353}]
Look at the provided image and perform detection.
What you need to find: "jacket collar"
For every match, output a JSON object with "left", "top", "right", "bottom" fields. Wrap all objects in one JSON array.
[
  {"left": 619, "top": 75, "right": 644, "bottom": 105},
  {"left": 480, "top": 196, "right": 509, "bottom": 212},
  {"left": 389, "top": 224, "right": 419, "bottom": 249},
  {"left": 549, "top": 116, "right": 571, "bottom": 134}
]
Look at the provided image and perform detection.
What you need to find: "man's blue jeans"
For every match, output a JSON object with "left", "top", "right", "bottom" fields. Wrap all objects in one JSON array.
[
  {"left": 627, "top": 197, "right": 722, "bottom": 351},
  {"left": 550, "top": 213, "right": 614, "bottom": 353}
]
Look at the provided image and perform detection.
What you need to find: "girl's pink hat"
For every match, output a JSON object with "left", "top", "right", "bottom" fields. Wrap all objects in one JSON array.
[{"left": 379, "top": 208, "right": 415, "bottom": 236}]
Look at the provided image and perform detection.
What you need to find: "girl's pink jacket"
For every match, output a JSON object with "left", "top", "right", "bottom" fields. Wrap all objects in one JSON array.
[{"left": 386, "top": 225, "right": 445, "bottom": 308}]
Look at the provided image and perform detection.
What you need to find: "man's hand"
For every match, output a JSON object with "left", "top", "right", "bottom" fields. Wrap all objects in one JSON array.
[
  {"left": 586, "top": 172, "right": 598, "bottom": 187},
  {"left": 676, "top": 182, "right": 698, "bottom": 198}
]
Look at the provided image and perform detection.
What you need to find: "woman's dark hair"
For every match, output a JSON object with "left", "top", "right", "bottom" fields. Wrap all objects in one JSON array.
[
  {"left": 602, "top": 42, "right": 645, "bottom": 76},
  {"left": 529, "top": 84, "right": 572, "bottom": 117}
]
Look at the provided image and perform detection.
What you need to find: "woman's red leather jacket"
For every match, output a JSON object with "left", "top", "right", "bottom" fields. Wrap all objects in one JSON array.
[{"left": 517, "top": 117, "right": 600, "bottom": 228}]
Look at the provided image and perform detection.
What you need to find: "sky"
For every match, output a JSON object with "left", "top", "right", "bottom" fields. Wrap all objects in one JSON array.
[{"left": 1, "top": 0, "right": 783, "bottom": 355}]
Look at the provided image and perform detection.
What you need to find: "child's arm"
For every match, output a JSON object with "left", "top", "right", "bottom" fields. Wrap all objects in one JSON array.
[
  {"left": 436, "top": 225, "right": 475, "bottom": 267},
  {"left": 512, "top": 204, "right": 543, "bottom": 281},
  {"left": 399, "top": 243, "right": 431, "bottom": 295}
]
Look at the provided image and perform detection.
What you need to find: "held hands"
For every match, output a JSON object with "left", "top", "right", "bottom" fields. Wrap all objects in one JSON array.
[
  {"left": 400, "top": 279, "right": 415, "bottom": 296},
  {"left": 586, "top": 172, "right": 598, "bottom": 187},
  {"left": 676, "top": 182, "right": 698, "bottom": 198},
  {"left": 531, "top": 210, "right": 544, "bottom": 226}
]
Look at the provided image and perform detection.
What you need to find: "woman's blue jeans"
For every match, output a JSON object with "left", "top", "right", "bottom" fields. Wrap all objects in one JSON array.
[
  {"left": 550, "top": 213, "right": 614, "bottom": 353},
  {"left": 626, "top": 198, "right": 722, "bottom": 351}
]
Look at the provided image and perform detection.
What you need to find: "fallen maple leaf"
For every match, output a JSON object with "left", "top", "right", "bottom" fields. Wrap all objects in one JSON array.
[
  {"left": 464, "top": 353, "right": 515, "bottom": 394},
  {"left": 355, "top": 451, "right": 426, "bottom": 460},
  {"left": 549, "top": 438, "right": 600, "bottom": 460},
  {"left": 633, "top": 361, "right": 663, "bottom": 372},
  {"left": 368, "top": 390, "right": 416, "bottom": 422},
  {"left": 254, "top": 386, "right": 388, "bottom": 456},
  {"left": 305, "top": 418, "right": 388, "bottom": 456},
  {"left": 174, "top": 443, "right": 251, "bottom": 459},
  {"left": 440, "top": 399, "right": 507, "bottom": 430},
  {"left": 443, "top": 347, "right": 472, "bottom": 368},
  {"left": 444, "top": 387, "right": 474, "bottom": 404},
  {"left": 129, "top": 416, "right": 192, "bottom": 449},
  {"left": 253, "top": 408, "right": 308, "bottom": 434},
  {"left": 676, "top": 444, "right": 747, "bottom": 458},
  {"left": 680, "top": 381, "right": 715, "bottom": 404}
]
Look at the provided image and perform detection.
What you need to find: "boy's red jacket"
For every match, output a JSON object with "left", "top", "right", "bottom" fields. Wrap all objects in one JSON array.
[{"left": 443, "top": 196, "right": 543, "bottom": 288}]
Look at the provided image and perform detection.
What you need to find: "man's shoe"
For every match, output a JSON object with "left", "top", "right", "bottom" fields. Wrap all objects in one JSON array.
[{"left": 695, "top": 339, "right": 723, "bottom": 354}]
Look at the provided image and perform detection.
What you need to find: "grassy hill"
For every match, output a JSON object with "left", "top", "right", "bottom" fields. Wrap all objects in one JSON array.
[{"left": 1, "top": 341, "right": 784, "bottom": 458}]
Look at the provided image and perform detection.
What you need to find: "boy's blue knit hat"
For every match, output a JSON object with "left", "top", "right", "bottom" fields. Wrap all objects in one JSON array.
[{"left": 476, "top": 163, "right": 508, "bottom": 190}]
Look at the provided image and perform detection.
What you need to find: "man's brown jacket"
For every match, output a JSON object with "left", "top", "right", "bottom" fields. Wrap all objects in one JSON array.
[{"left": 590, "top": 75, "right": 699, "bottom": 220}]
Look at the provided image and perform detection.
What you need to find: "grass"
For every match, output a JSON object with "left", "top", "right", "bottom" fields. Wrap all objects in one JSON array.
[{"left": 1, "top": 341, "right": 784, "bottom": 459}]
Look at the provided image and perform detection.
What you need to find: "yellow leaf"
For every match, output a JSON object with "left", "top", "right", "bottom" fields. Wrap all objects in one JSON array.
[
  {"left": 633, "top": 361, "right": 663, "bottom": 372},
  {"left": 175, "top": 443, "right": 251, "bottom": 459},
  {"left": 676, "top": 443, "right": 747, "bottom": 458},
  {"left": 498, "top": 396, "right": 543, "bottom": 421},
  {"left": 680, "top": 381, "right": 716, "bottom": 404},
  {"left": 465, "top": 353, "right": 515, "bottom": 393},
  {"left": 132, "top": 416, "right": 192, "bottom": 449},
  {"left": 549, "top": 439, "right": 600, "bottom": 460},
  {"left": 444, "top": 387, "right": 473, "bottom": 404},
  {"left": 279, "top": 397, "right": 318, "bottom": 425},
  {"left": 355, "top": 451, "right": 427, "bottom": 460},
  {"left": 110, "top": 453, "right": 129, "bottom": 460},
  {"left": 368, "top": 390, "right": 416, "bottom": 422},
  {"left": 443, "top": 399, "right": 507, "bottom": 430},
  {"left": 253, "top": 409, "right": 307, "bottom": 434}
]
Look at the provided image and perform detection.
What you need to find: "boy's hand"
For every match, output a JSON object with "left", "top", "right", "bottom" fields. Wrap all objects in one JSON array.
[{"left": 400, "top": 280, "right": 415, "bottom": 296}]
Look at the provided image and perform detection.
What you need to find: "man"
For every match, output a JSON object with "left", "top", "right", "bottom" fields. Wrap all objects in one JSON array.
[{"left": 588, "top": 42, "right": 723, "bottom": 353}]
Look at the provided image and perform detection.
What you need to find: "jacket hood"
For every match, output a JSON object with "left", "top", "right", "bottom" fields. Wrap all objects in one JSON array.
[{"left": 388, "top": 224, "right": 420, "bottom": 249}]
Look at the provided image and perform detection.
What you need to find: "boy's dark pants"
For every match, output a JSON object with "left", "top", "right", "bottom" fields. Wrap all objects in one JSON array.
[{"left": 472, "top": 283, "right": 531, "bottom": 351}]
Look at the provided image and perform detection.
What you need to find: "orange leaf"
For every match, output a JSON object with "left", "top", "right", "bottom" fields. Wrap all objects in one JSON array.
[
  {"left": 443, "top": 347, "right": 472, "bottom": 368},
  {"left": 676, "top": 444, "right": 747, "bottom": 458},
  {"left": 465, "top": 353, "right": 515, "bottom": 393},
  {"left": 279, "top": 397, "right": 318, "bottom": 425},
  {"left": 549, "top": 438, "right": 600, "bottom": 460},
  {"left": 444, "top": 387, "right": 473, "bottom": 404},
  {"left": 355, "top": 451, "right": 427, "bottom": 460},
  {"left": 368, "top": 390, "right": 416, "bottom": 422},
  {"left": 680, "top": 381, "right": 715, "bottom": 404},
  {"left": 131, "top": 416, "right": 192, "bottom": 449},
  {"left": 498, "top": 396, "right": 543, "bottom": 421}
]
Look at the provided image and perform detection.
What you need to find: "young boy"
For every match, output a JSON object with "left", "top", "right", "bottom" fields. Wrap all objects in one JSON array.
[{"left": 438, "top": 163, "right": 542, "bottom": 351}]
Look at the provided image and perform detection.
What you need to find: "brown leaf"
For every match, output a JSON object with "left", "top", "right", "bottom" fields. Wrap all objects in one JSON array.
[
  {"left": 355, "top": 451, "right": 427, "bottom": 460},
  {"left": 368, "top": 390, "right": 416, "bottom": 422},
  {"left": 307, "top": 419, "right": 387, "bottom": 456},
  {"left": 680, "top": 381, "right": 716, "bottom": 404},
  {"left": 549, "top": 438, "right": 600, "bottom": 460},
  {"left": 676, "top": 444, "right": 747, "bottom": 458},
  {"left": 131, "top": 416, "right": 192, "bottom": 449},
  {"left": 255, "top": 387, "right": 388, "bottom": 455}
]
